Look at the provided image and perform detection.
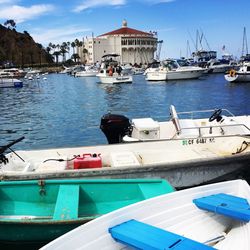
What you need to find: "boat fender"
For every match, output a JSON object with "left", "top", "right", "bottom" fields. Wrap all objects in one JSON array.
[{"left": 229, "top": 69, "right": 236, "bottom": 77}]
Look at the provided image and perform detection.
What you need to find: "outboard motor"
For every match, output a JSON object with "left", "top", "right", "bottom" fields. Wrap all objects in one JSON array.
[{"left": 100, "top": 114, "right": 131, "bottom": 144}]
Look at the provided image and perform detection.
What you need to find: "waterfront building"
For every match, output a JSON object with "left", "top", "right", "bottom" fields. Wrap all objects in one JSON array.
[{"left": 78, "top": 20, "right": 158, "bottom": 65}]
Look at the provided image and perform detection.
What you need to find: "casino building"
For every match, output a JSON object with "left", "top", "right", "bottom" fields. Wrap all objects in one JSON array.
[{"left": 79, "top": 20, "right": 158, "bottom": 65}]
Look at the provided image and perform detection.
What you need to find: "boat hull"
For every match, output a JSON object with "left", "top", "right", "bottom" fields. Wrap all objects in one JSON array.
[
  {"left": 97, "top": 74, "right": 133, "bottom": 84},
  {"left": 146, "top": 70, "right": 204, "bottom": 81},
  {"left": 0, "top": 179, "right": 173, "bottom": 243},
  {"left": 75, "top": 71, "right": 98, "bottom": 77},
  {"left": 2, "top": 136, "right": 250, "bottom": 189},
  {"left": 166, "top": 70, "right": 204, "bottom": 80},
  {"left": 3, "top": 151, "right": 249, "bottom": 189},
  {"left": 0, "top": 78, "right": 23, "bottom": 88},
  {"left": 225, "top": 73, "right": 250, "bottom": 82},
  {"left": 41, "top": 179, "right": 250, "bottom": 250}
]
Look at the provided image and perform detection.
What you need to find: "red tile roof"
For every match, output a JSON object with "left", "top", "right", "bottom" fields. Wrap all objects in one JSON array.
[{"left": 98, "top": 27, "right": 152, "bottom": 37}]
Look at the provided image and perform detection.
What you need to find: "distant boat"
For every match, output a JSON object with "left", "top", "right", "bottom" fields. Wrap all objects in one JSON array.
[
  {"left": 0, "top": 178, "right": 173, "bottom": 243},
  {"left": 96, "top": 54, "right": 133, "bottom": 84},
  {"left": 145, "top": 59, "right": 205, "bottom": 81},
  {"left": 75, "top": 65, "right": 98, "bottom": 77},
  {"left": 225, "top": 62, "right": 250, "bottom": 82},
  {"left": 41, "top": 179, "right": 250, "bottom": 250},
  {"left": 0, "top": 68, "right": 26, "bottom": 78},
  {"left": 206, "top": 59, "right": 230, "bottom": 73},
  {"left": 0, "top": 78, "right": 23, "bottom": 88}
]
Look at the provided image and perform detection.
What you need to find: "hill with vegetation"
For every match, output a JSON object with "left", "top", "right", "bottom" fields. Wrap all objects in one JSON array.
[{"left": 0, "top": 24, "right": 53, "bottom": 67}]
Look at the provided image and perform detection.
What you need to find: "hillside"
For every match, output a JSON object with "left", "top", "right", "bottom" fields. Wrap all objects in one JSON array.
[{"left": 0, "top": 24, "right": 53, "bottom": 66}]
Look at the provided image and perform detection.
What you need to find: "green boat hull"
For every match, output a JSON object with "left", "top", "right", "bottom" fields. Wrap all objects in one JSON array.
[{"left": 0, "top": 179, "right": 174, "bottom": 242}]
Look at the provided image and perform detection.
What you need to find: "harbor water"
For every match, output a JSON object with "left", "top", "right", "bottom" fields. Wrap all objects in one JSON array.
[
  {"left": 0, "top": 73, "right": 250, "bottom": 249},
  {"left": 1, "top": 73, "right": 250, "bottom": 150}
]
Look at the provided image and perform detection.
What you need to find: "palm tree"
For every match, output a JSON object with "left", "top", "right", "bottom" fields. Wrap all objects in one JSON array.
[
  {"left": 53, "top": 51, "right": 61, "bottom": 64},
  {"left": 71, "top": 53, "right": 80, "bottom": 63},
  {"left": 60, "top": 42, "right": 69, "bottom": 62},
  {"left": 71, "top": 42, "right": 76, "bottom": 55}
]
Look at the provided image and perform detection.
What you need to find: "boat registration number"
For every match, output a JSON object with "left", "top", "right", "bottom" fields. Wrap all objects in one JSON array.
[{"left": 182, "top": 137, "right": 215, "bottom": 145}]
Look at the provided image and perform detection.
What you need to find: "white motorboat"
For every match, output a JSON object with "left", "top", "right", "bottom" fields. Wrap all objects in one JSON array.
[
  {"left": 0, "top": 121, "right": 250, "bottom": 189},
  {"left": 96, "top": 54, "right": 133, "bottom": 84},
  {"left": 145, "top": 59, "right": 205, "bottom": 81},
  {"left": 100, "top": 105, "right": 250, "bottom": 143},
  {"left": 74, "top": 65, "right": 98, "bottom": 77},
  {"left": 225, "top": 62, "right": 250, "bottom": 82},
  {"left": 41, "top": 179, "right": 250, "bottom": 250},
  {"left": 0, "top": 78, "right": 23, "bottom": 88},
  {"left": 0, "top": 68, "right": 26, "bottom": 78},
  {"left": 206, "top": 59, "right": 230, "bottom": 73}
]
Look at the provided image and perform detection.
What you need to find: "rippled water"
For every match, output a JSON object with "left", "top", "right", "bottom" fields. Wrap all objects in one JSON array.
[
  {"left": 1, "top": 73, "right": 250, "bottom": 250},
  {"left": 1, "top": 73, "right": 250, "bottom": 150}
]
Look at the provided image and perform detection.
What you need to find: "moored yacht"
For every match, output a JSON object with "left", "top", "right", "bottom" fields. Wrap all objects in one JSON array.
[
  {"left": 96, "top": 54, "right": 133, "bottom": 84},
  {"left": 74, "top": 65, "right": 98, "bottom": 77},
  {"left": 206, "top": 59, "right": 230, "bottom": 73},
  {"left": 145, "top": 59, "right": 205, "bottom": 81}
]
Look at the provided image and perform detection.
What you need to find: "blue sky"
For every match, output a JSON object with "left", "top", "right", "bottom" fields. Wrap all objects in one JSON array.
[{"left": 0, "top": 0, "right": 249, "bottom": 59}]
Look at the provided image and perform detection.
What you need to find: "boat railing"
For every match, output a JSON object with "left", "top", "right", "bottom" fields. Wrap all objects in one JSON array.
[
  {"left": 176, "top": 123, "right": 250, "bottom": 138},
  {"left": 177, "top": 109, "right": 235, "bottom": 119}
]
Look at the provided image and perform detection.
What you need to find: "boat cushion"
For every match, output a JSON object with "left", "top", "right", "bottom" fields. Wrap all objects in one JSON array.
[
  {"left": 132, "top": 118, "right": 160, "bottom": 131},
  {"left": 178, "top": 119, "right": 200, "bottom": 137},
  {"left": 53, "top": 185, "right": 79, "bottom": 220},
  {"left": 109, "top": 219, "right": 215, "bottom": 249},
  {"left": 193, "top": 193, "right": 250, "bottom": 222}
]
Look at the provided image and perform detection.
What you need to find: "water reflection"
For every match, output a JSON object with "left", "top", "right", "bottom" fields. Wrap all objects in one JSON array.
[{"left": 1, "top": 73, "right": 250, "bottom": 150}]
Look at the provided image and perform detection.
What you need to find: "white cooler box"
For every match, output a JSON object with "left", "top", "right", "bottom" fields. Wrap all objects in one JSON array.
[{"left": 131, "top": 118, "right": 160, "bottom": 140}]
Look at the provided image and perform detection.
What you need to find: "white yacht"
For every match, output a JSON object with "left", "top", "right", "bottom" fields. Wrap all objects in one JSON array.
[
  {"left": 145, "top": 59, "right": 205, "bottom": 81},
  {"left": 206, "top": 59, "right": 230, "bottom": 73},
  {"left": 96, "top": 54, "right": 133, "bottom": 84},
  {"left": 74, "top": 65, "right": 98, "bottom": 77},
  {"left": 225, "top": 62, "right": 250, "bottom": 82},
  {"left": 0, "top": 68, "right": 26, "bottom": 78}
]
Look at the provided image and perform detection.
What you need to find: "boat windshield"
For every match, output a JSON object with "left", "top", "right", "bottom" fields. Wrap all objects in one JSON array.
[
  {"left": 162, "top": 60, "right": 179, "bottom": 70},
  {"left": 177, "top": 59, "right": 190, "bottom": 67}
]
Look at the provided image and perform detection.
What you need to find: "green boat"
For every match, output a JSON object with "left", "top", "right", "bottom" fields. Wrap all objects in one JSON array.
[{"left": 0, "top": 179, "right": 174, "bottom": 243}]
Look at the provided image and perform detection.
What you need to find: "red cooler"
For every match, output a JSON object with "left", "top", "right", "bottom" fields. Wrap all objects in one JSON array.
[{"left": 73, "top": 153, "right": 102, "bottom": 169}]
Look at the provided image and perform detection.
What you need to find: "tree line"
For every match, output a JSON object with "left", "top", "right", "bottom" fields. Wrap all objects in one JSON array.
[
  {"left": 2, "top": 19, "right": 88, "bottom": 66},
  {"left": 46, "top": 39, "right": 88, "bottom": 64}
]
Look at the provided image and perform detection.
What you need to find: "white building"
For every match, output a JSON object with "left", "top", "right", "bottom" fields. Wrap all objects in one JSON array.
[{"left": 79, "top": 20, "right": 158, "bottom": 65}]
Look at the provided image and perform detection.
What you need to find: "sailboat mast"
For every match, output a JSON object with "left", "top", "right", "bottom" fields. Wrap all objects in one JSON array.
[{"left": 242, "top": 27, "right": 248, "bottom": 57}]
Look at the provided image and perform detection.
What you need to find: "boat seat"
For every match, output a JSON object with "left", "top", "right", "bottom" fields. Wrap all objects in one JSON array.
[
  {"left": 193, "top": 193, "right": 250, "bottom": 222},
  {"left": 178, "top": 119, "right": 200, "bottom": 137},
  {"left": 110, "top": 151, "right": 141, "bottom": 167},
  {"left": 53, "top": 185, "right": 79, "bottom": 220},
  {"left": 109, "top": 219, "right": 215, "bottom": 249}
]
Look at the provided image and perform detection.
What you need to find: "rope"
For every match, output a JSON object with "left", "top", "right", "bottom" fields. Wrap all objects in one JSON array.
[
  {"left": 43, "top": 155, "right": 79, "bottom": 163},
  {"left": 233, "top": 141, "right": 250, "bottom": 154}
]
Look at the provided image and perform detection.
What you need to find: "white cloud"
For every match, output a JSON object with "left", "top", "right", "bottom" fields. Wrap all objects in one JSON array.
[
  {"left": 73, "top": 0, "right": 126, "bottom": 12},
  {"left": 31, "top": 26, "right": 91, "bottom": 46},
  {"left": 0, "top": 4, "right": 54, "bottom": 23}
]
